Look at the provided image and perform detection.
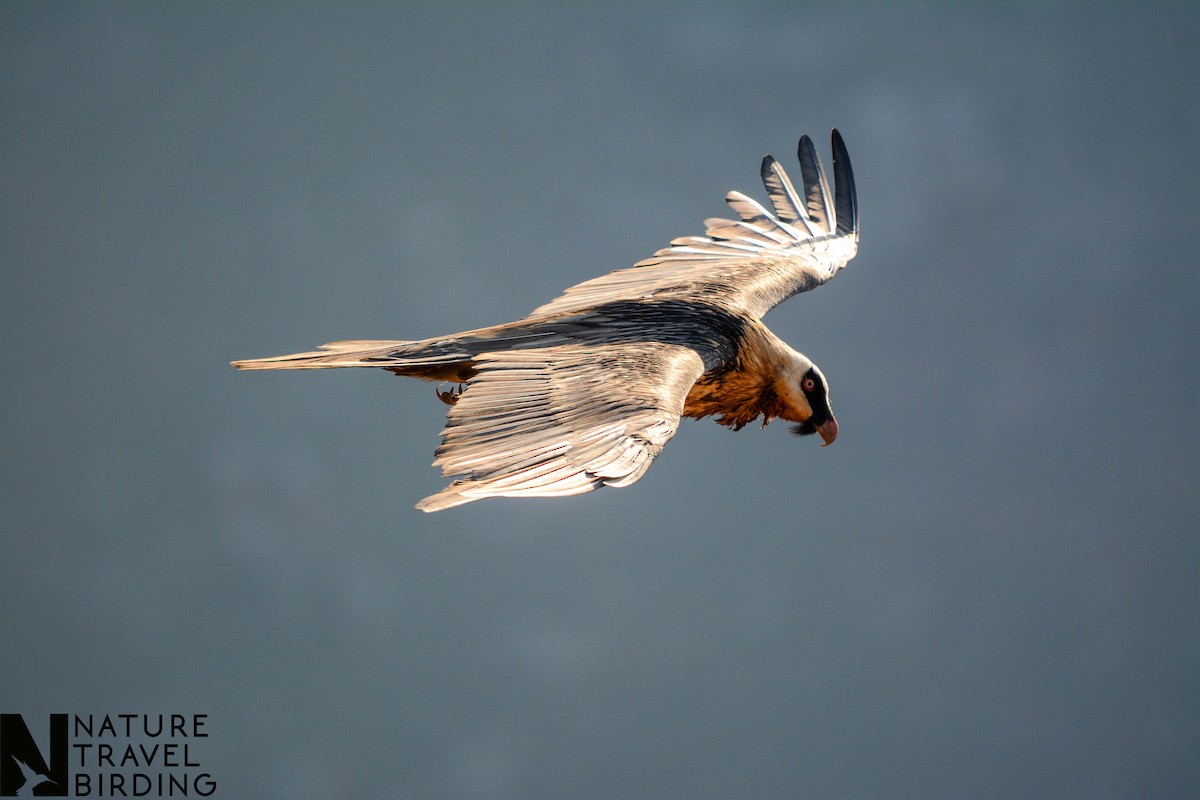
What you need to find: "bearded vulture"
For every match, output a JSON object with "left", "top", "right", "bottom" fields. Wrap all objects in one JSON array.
[{"left": 233, "top": 130, "right": 860, "bottom": 511}]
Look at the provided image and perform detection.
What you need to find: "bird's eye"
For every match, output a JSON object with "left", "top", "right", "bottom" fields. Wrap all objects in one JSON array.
[{"left": 802, "top": 377, "right": 816, "bottom": 392}]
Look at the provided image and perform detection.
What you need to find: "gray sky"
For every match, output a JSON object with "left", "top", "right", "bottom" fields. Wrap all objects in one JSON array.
[{"left": 2, "top": 4, "right": 1197, "bottom": 799}]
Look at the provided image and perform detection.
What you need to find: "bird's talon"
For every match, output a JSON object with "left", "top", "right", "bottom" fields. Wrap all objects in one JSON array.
[{"left": 436, "top": 384, "right": 465, "bottom": 406}]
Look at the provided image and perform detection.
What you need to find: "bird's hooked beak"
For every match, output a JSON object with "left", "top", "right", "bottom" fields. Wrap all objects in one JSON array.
[
  {"left": 789, "top": 414, "right": 838, "bottom": 445},
  {"left": 817, "top": 416, "right": 838, "bottom": 446}
]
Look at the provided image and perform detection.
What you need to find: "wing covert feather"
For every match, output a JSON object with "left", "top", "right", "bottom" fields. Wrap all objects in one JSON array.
[{"left": 416, "top": 343, "right": 706, "bottom": 511}]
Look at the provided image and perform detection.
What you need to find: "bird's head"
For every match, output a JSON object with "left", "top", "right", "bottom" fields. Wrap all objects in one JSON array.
[{"left": 777, "top": 359, "right": 838, "bottom": 446}]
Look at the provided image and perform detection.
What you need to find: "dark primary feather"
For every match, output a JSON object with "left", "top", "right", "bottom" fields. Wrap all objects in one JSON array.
[
  {"left": 760, "top": 154, "right": 819, "bottom": 235},
  {"left": 831, "top": 129, "right": 859, "bottom": 239},
  {"left": 797, "top": 134, "right": 835, "bottom": 234}
]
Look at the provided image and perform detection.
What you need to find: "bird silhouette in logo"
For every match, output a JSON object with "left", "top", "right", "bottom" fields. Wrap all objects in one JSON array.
[
  {"left": 234, "top": 130, "right": 859, "bottom": 511},
  {"left": 10, "top": 755, "right": 55, "bottom": 796}
]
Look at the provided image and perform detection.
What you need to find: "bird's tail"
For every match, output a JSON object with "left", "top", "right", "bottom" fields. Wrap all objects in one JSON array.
[
  {"left": 231, "top": 338, "right": 485, "bottom": 383},
  {"left": 232, "top": 321, "right": 576, "bottom": 381},
  {"left": 231, "top": 340, "right": 418, "bottom": 371}
]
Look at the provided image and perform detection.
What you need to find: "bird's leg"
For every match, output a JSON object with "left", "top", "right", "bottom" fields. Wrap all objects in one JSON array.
[{"left": 436, "top": 383, "right": 466, "bottom": 406}]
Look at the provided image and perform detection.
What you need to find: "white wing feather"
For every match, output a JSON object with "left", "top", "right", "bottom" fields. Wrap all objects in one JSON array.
[
  {"left": 529, "top": 131, "right": 858, "bottom": 321},
  {"left": 417, "top": 343, "right": 706, "bottom": 511}
]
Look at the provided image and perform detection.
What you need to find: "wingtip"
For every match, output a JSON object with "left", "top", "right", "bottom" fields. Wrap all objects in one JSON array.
[
  {"left": 830, "top": 128, "right": 847, "bottom": 160},
  {"left": 830, "top": 129, "right": 858, "bottom": 239},
  {"left": 830, "top": 128, "right": 846, "bottom": 161},
  {"left": 759, "top": 153, "right": 777, "bottom": 179},
  {"left": 796, "top": 134, "right": 820, "bottom": 170},
  {"left": 795, "top": 133, "right": 833, "bottom": 234}
]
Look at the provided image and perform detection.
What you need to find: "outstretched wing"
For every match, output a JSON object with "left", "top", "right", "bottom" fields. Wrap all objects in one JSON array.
[
  {"left": 417, "top": 342, "right": 706, "bottom": 511},
  {"left": 529, "top": 130, "right": 858, "bottom": 322}
]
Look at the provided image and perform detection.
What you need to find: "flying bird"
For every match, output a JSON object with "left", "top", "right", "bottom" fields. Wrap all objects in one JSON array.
[{"left": 234, "top": 130, "right": 860, "bottom": 511}]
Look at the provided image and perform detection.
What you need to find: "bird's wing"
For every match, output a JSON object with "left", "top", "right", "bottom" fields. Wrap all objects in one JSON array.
[
  {"left": 529, "top": 130, "right": 858, "bottom": 322},
  {"left": 417, "top": 341, "right": 706, "bottom": 511}
]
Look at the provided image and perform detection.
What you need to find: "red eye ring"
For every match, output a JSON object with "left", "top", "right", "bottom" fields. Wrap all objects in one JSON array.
[{"left": 802, "top": 377, "right": 816, "bottom": 392}]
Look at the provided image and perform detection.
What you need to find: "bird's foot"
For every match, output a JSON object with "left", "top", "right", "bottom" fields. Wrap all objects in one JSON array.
[{"left": 436, "top": 384, "right": 466, "bottom": 406}]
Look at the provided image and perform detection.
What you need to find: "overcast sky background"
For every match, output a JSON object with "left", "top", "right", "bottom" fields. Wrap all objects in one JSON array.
[{"left": 2, "top": 4, "right": 1197, "bottom": 799}]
